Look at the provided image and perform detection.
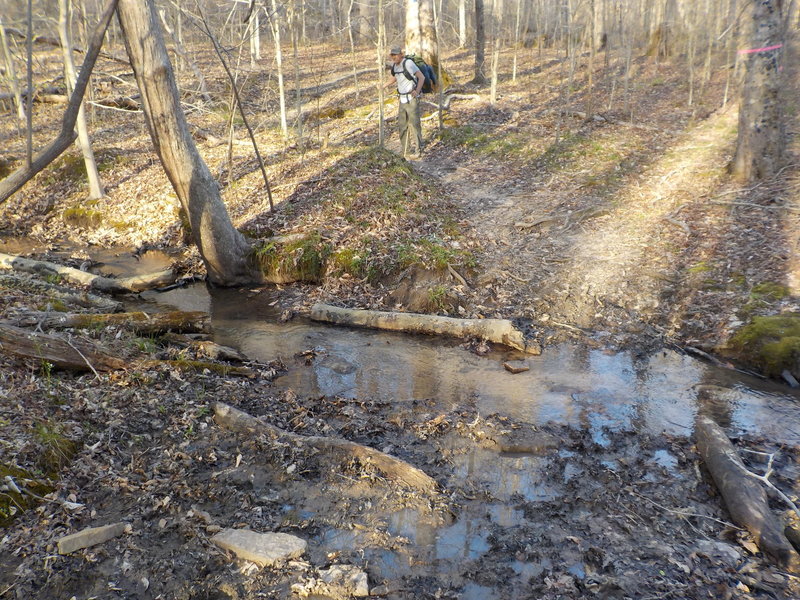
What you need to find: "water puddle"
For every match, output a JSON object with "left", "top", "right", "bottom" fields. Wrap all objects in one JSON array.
[
  {"left": 132, "top": 283, "right": 800, "bottom": 592},
  {"left": 138, "top": 284, "right": 800, "bottom": 445},
  {"left": 0, "top": 236, "right": 174, "bottom": 278}
]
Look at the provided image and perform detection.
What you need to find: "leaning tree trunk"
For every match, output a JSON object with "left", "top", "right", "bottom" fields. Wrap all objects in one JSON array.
[
  {"left": 116, "top": 0, "right": 254, "bottom": 286},
  {"left": 730, "top": 0, "right": 785, "bottom": 182}
]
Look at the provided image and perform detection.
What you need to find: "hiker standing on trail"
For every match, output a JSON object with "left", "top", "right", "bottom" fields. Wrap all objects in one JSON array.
[{"left": 385, "top": 46, "right": 425, "bottom": 159}]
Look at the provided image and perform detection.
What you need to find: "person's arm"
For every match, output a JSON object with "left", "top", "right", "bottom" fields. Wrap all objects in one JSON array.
[{"left": 412, "top": 71, "right": 425, "bottom": 97}]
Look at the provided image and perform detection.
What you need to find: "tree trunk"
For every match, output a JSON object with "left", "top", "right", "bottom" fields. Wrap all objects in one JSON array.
[
  {"left": 59, "top": 0, "right": 105, "bottom": 199},
  {"left": 268, "top": 0, "right": 289, "bottom": 139},
  {"left": 116, "top": 0, "right": 255, "bottom": 286},
  {"left": 0, "top": 14, "right": 26, "bottom": 123},
  {"left": 730, "top": 0, "right": 785, "bottom": 182},
  {"left": 0, "top": 0, "right": 118, "bottom": 204},
  {"left": 405, "top": 0, "right": 440, "bottom": 71},
  {"left": 472, "top": 0, "right": 487, "bottom": 83}
]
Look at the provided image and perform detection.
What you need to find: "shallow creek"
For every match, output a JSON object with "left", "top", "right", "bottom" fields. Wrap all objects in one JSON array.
[{"left": 132, "top": 283, "right": 800, "bottom": 595}]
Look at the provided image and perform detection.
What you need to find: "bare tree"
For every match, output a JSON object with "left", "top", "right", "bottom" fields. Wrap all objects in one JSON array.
[
  {"left": 472, "top": 0, "right": 487, "bottom": 84},
  {"left": 59, "top": 0, "right": 104, "bottom": 199},
  {"left": 730, "top": 0, "right": 785, "bottom": 181},
  {"left": 0, "top": 14, "right": 26, "bottom": 124},
  {"left": 116, "top": 0, "right": 255, "bottom": 285}
]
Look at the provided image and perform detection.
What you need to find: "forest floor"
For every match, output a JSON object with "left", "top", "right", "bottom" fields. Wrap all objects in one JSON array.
[{"left": 1, "top": 36, "right": 800, "bottom": 599}]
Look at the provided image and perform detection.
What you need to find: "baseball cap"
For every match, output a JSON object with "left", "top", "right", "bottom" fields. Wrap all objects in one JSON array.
[{"left": 389, "top": 46, "right": 402, "bottom": 55}]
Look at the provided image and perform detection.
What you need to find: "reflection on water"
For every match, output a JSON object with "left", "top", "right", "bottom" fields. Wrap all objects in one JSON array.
[
  {"left": 0, "top": 236, "right": 174, "bottom": 278},
  {"left": 138, "top": 284, "right": 800, "bottom": 445},
  {"left": 133, "top": 283, "right": 800, "bottom": 595}
]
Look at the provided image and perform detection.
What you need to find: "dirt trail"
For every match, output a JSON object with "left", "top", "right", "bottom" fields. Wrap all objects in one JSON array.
[{"left": 415, "top": 102, "right": 745, "bottom": 348}]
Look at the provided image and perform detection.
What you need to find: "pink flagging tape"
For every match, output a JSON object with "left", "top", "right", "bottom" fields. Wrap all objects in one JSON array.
[{"left": 738, "top": 43, "right": 783, "bottom": 55}]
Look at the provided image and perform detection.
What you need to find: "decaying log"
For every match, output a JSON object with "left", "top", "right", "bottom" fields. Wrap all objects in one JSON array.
[
  {"left": 0, "top": 252, "right": 175, "bottom": 294},
  {"left": 0, "top": 272, "right": 122, "bottom": 312},
  {"left": 154, "top": 360, "right": 254, "bottom": 378},
  {"left": 0, "top": 323, "right": 125, "bottom": 371},
  {"left": 160, "top": 333, "right": 247, "bottom": 361},
  {"left": 695, "top": 416, "right": 800, "bottom": 571},
  {"left": 213, "top": 402, "right": 438, "bottom": 494},
  {"left": 8, "top": 310, "right": 208, "bottom": 335},
  {"left": 310, "top": 303, "right": 536, "bottom": 353}
]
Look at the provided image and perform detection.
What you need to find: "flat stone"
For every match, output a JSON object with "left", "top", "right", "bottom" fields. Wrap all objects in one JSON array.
[
  {"left": 57, "top": 522, "right": 126, "bottom": 554},
  {"left": 211, "top": 529, "right": 306, "bottom": 566},
  {"left": 319, "top": 564, "right": 369, "bottom": 597}
]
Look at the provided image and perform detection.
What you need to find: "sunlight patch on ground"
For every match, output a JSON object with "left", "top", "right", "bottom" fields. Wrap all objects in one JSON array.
[{"left": 543, "top": 107, "right": 739, "bottom": 325}]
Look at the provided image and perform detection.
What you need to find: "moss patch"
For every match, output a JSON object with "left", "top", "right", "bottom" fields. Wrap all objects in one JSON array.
[
  {"left": 0, "top": 464, "right": 54, "bottom": 527},
  {"left": 252, "top": 232, "right": 332, "bottom": 283},
  {"left": 727, "top": 315, "right": 800, "bottom": 377}
]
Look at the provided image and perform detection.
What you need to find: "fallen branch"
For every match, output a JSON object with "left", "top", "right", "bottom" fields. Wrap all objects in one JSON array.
[
  {"left": 213, "top": 402, "right": 438, "bottom": 494},
  {"left": 0, "top": 252, "right": 176, "bottom": 294},
  {"left": 695, "top": 416, "right": 800, "bottom": 571},
  {"left": 0, "top": 323, "right": 125, "bottom": 371},
  {"left": 310, "top": 303, "right": 536, "bottom": 353},
  {"left": 8, "top": 310, "right": 209, "bottom": 335}
]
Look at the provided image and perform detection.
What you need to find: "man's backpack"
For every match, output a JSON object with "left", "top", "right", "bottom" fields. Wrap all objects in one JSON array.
[{"left": 400, "top": 54, "right": 436, "bottom": 94}]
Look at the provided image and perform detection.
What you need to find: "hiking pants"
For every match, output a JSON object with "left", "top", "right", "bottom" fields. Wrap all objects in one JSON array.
[{"left": 398, "top": 97, "right": 423, "bottom": 154}]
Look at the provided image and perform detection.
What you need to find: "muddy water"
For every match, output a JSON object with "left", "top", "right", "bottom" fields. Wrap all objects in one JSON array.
[
  {"left": 137, "top": 284, "right": 800, "bottom": 596},
  {"left": 140, "top": 285, "right": 800, "bottom": 444},
  {"left": 0, "top": 236, "right": 173, "bottom": 277}
]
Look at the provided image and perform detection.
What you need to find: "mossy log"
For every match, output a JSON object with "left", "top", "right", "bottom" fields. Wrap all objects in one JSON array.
[
  {"left": 213, "top": 402, "right": 438, "bottom": 494},
  {"left": 153, "top": 360, "right": 254, "bottom": 378},
  {"left": 0, "top": 252, "right": 175, "bottom": 294},
  {"left": 695, "top": 416, "right": 800, "bottom": 571},
  {"left": 0, "top": 323, "right": 125, "bottom": 371},
  {"left": 160, "top": 332, "right": 247, "bottom": 361},
  {"left": 10, "top": 310, "right": 209, "bottom": 335},
  {"left": 310, "top": 303, "right": 535, "bottom": 353}
]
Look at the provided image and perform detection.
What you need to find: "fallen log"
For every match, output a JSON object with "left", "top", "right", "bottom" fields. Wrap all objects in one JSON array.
[
  {"left": 160, "top": 333, "right": 247, "bottom": 361},
  {"left": 8, "top": 310, "right": 209, "bottom": 335},
  {"left": 154, "top": 360, "right": 254, "bottom": 378},
  {"left": 0, "top": 323, "right": 125, "bottom": 371},
  {"left": 0, "top": 272, "right": 122, "bottom": 312},
  {"left": 695, "top": 416, "right": 800, "bottom": 571},
  {"left": 213, "top": 402, "right": 438, "bottom": 494},
  {"left": 0, "top": 252, "right": 176, "bottom": 294},
  {"left": 310, "top": 303, "right": 536, "bottom": 353}
]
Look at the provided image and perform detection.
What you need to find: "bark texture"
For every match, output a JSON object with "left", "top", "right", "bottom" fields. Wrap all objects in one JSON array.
[
  {"left": 730, "top": 0, "right": 785, "bottom": 181},
  {"left": 310, "top": 303, "right": 536, "bottom": 353},
  {"left": 695, "top": 416, "right": 800, "bottom": 571},
  {"left": 116, "top": 0, "right": 255, "bottom": 286}
]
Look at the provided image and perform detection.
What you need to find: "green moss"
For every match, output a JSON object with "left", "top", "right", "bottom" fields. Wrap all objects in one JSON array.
[
  {"left": 728, "top": 315, "right": 800, "bottom": 376},
  {"left": 686, "top": 261, "right": 712, "bottom": 274},
  {"left": 252, "top": 232, "right": 331, "bottom": 282},
  {"left": 63, "top": 201, "right": 104, "bottom": 228},
  {"left": 33, "top": 420, "right": 80, "bottom": 475},
  {"left": 751, "top": 281, "right": 790, "bottom": 300},
  {"left": 0, "top": 464, "right": 54, "bottom": 527}
]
